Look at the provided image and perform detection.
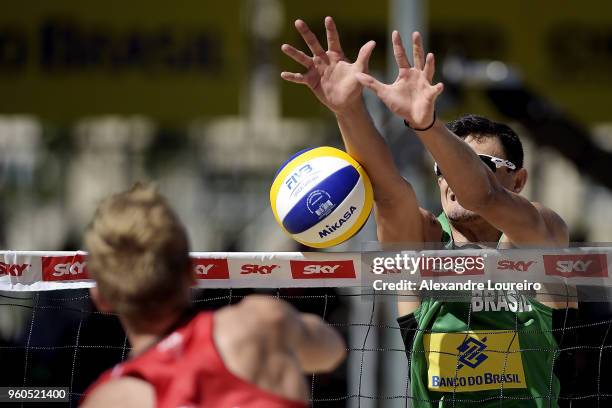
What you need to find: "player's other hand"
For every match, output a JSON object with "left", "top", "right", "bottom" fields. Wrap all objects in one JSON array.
[
  {"left": 281, "top": 16, "right": 376, "bottom": 115},
  {"left": 355, "top": 31, "right": 443, "bottom": 129}
]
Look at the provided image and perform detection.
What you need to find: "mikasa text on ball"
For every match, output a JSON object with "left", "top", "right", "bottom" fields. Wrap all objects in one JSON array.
[{"left": 270, "top": 147, "right": 373, "bottom": 248}]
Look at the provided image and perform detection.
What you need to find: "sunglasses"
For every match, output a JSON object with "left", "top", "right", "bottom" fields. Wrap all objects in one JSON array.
[{"left": 434, "top": 154, "right": 516, "bottom": 177}]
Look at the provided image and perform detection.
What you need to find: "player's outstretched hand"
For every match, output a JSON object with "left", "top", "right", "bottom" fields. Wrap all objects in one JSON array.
[
  {"left": 281, "top": 16, "right": 376, "bottom": 114},
  {"left": 355, "top": 31, "right": 443, "bottom": 129}
]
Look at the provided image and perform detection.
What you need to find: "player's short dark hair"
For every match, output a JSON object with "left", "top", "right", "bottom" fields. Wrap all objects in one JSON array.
[{"left": 446, "top": 114, "right": 524, "bottom": 169}]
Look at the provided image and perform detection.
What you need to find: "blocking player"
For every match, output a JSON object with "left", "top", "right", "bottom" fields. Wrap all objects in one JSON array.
[
  {"left": 282, "top": 17, "right": 577, "bottom": 407},
  {"left": 80, "top": 184, "right": 346, "bottom": 407}
]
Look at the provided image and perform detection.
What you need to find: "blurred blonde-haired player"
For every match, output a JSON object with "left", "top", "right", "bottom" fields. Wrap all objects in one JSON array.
[{"left": 81, "top": 184, "right": 346, "bottom": 408}]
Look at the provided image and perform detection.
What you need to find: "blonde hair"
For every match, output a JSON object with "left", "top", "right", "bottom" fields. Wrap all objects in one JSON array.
[{"left": 85, "top": 183, "right": 191, "bottom": 323}]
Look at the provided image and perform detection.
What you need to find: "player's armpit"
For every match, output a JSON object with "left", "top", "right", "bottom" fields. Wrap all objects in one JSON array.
[{"left": 81, "top": 377, "right": 155, "bottom": 408}]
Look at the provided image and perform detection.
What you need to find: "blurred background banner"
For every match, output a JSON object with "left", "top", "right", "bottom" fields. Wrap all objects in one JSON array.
[
  {"left": 0, "top": 0, "right": 243, "bottom": 122},
  {"left": 4, "top": 1, "right": 612, "bottom": 122}
]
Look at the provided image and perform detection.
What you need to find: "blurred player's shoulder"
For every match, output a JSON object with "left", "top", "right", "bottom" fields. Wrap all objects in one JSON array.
[
  {"left": 213, "top": 296, "right": 311, "bottom": 403},
  {"left": 219, "top": 295, "right": 293, "bottom": 323},
  {"left": 81, "top": 376, "right": 154, "bottom": 408},
  {"left": 214, "top": 295, "right": 298, "bottom": 347}
]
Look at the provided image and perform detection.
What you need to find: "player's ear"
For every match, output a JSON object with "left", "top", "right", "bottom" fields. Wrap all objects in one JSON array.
[
  {"left": 512, "top": 168, "right": 528, "bottom": 193},
  {"left": 89, "top": 287, "right": 114, "bottom": 313}
]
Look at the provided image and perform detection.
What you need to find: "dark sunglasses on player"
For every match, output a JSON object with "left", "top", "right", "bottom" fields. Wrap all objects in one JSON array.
[{"left": 434, "top": 154, "right": 516, "bottom": 177}]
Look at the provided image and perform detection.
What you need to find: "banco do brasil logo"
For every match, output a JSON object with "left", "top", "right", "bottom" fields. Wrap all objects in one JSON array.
[{"left": 457, "top": 337, "right": 488, "bottom": 369}]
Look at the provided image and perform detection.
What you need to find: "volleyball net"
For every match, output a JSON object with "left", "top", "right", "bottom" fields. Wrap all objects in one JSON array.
[{"left": 1, "top": 249, "right": 612, "bottom": 407}]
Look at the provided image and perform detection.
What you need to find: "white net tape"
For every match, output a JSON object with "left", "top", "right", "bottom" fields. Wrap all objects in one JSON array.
[{"left": 1, "top": 247, "right": 611, "bottom": 291}]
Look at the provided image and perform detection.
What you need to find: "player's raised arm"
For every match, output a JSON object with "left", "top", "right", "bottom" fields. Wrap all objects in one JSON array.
[
  {"left": 357, "top": 31, "right": 565, "bottom": 246},
  {"left": 281, "top": 17, "right": 429, "bottom": 243}
]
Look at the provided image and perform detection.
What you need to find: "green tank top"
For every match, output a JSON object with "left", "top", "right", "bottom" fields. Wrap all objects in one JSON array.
[{"left": 408, "top": 213, "right": 560, "bottom": 407}]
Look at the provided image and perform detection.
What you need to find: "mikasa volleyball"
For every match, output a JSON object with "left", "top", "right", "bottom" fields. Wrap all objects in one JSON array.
[{"left": 270, "top": 146, "right": 373, "bottom": 248}]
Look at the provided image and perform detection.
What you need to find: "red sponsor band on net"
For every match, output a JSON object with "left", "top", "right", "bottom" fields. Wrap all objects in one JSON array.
[
  {"left": 42, "top": 254, "right": 89, "bottom": 281},
  {"left": 542, "top": 254, "right": 608, "bottom": 277},
  {"left": 0, "top": 262, "right": 30, "bottom": 277},
  {"left": 290, "top": 260, "right": 357, "bottom": 279},
  {"left": 497, "top": 260, "right": 536, "bottom": 272}
]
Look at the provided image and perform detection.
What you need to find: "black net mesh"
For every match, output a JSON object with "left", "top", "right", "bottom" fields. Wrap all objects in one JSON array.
[{"left": 1, "top": 288, "right": 611, "bottom": 407}]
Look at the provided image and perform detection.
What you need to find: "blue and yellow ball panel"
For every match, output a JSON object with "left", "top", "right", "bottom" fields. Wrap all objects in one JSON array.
[
  {"left": 282, "top": 165, "right": 360, "bottom": 234},
  {"left": 270, "top": 146, "right": 373, "bottom": 248}
]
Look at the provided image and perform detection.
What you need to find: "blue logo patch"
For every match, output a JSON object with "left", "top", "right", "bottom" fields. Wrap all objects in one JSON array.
[{"left": 457, "top": 336, "right": 488, "bottom": 369}]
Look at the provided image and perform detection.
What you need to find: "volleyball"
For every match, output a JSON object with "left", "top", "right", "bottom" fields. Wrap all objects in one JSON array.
[{"left": 270, "top": 146, "right": 373, "bottom": 248}]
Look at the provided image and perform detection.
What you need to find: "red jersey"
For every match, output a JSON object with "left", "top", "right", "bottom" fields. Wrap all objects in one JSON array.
[{"left": 82, "top": 311, "right": 307, "bottom": 408}]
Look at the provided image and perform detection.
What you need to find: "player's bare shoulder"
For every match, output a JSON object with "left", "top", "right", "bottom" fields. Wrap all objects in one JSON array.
[
  {"left": 498, "top": 202, "right": 569, "bottom": 247},
  {"left": 532, "top": 202, "right": 569, "bottom": 246},
  {"left": 213, "top": 296, "right": 310, "bottom": 402},
  {"left": 81, "top": 377, "right": 155, "bottom": 408},
  {"left": 214, "top": 296, "right": 282, "bottom": 355},
  {"left": 216, "top": 295, "right": 287, "bottom": 338},
  {"left": 213, "top": 296, "right": 297, "bottom": 374}
]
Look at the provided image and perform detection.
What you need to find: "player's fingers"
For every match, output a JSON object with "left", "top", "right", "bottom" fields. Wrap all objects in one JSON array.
[
  {"left": 431, "top": 82, "right": 444, "bottom": 98},
  {"left": 355, "top": 41, "right": 376, "bottom": 71},
  {"left": 295, "top": 19, "right": 326, "bottom": 58},
  {"left": 281, "top": 44, "right": 313, "bottom": 68},
  {"left": 355, "top": 72, "right": 385, "bottom": 94},
  {"left": 412, "top": 31, "right": 425, "bottom": 70},
  {"left": 325, "top": 16, "right": 343, "bottom": 54},
  {"left": 281, "top": 72, "right": 308, "bottom": 84},
  {"left": 392, "top": 31, "right": 411, "bottom": 69},
  {"left": 312, "top": 55, "right": 329, "bottom": 77},
  {"left": 423, "top": 52, "right": 435, "bottom": 83},
  {"left": 313, "top": 55, "right": 327, "bottom": 69}
]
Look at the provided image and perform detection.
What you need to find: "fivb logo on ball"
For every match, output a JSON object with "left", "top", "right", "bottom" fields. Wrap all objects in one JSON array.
[{"left": 270, "top": 147, "right": 373, "bottom": 248}]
